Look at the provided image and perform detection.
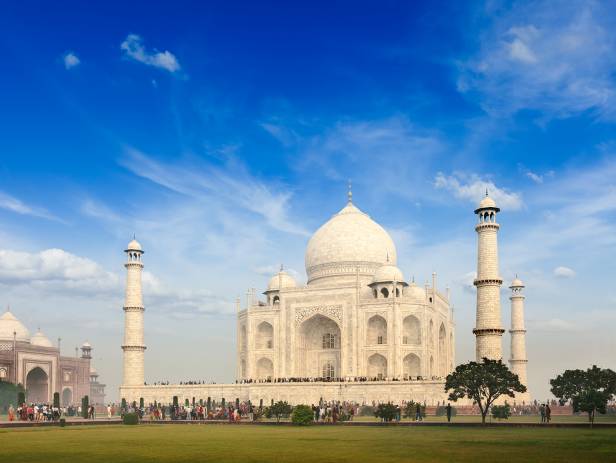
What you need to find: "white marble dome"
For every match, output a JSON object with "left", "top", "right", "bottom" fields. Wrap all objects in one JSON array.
[
  {"left": 372, "top": 263, "right": 405, "bottom": 284},
  {"left": 266, "top": 270, "right": 297, "bottom": 292},
  {"left": 478, "top": 195, "right": 497, "bottom": 210},
  {"left": 510, "top": 277, "right": 524, "bottom": 288},
  {"left": 305, "top": 201, "right": 397, "bottom": 284},
  {"left": 406, "top": 281, "right": 426, "bottom": 300},
  {"left": 126, "top": 239, "right": 142, "bottom": 252},
  {"left": 31, "top": 329, "right": 54, "bottom": 347},
  {"left": 0, "top": 310, "right": 30, "bottom": 343}
]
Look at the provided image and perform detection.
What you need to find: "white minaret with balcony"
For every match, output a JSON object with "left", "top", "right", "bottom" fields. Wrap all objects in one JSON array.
[
  {"left": 509, "top": 277, "right": 530, "bottom": 402},
  {"left": 473, "top": 192, "right": 505, "bottom": 361},
  {"left": 121, "top": 238, "right": 146, "bottom": 386}
]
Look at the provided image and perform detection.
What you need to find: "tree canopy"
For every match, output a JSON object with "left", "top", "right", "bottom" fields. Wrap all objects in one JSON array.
[
  {"left": 445, "top": 358, "right": 526, "bottom": 424},
  {"left": 550, "top": 365, "right": 616, "bottom": 425}
]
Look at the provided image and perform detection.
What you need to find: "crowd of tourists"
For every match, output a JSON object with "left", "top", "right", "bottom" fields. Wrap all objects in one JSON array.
[
  {"left": 236, "top": 375, "right": 444, "bottom": 384},
  {"left": 6, "top": 403, "right": 100, "bottom": 421}
]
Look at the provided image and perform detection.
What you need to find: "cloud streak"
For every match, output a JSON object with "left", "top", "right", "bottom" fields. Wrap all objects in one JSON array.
[
  {"left": 119, "top": 148, "right": 308, "bottom": 236},
  {"left": 434, "top": 172, "right": 523, "bottom": 210},
  {"left": 121, "top": 34, "right": 181, "bottom": 73},
  {"left": 0, "top": 191, "right": 61, "bottom": 222},
  {"left": 458, "top": 1, "right": 616, "bottom": 120}
]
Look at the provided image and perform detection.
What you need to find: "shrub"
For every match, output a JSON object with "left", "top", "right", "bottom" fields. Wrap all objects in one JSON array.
[
  {"left": 291, "top": 405, "right": 314, "bottom": 425},
  {"left": 18, "top": 390, "right": 26, "bottom": 406},
  {"left": 403, "top": 401, "right": 425, "bottom": 418},
  {"left": 121, "top": 398, "right": 127, "bottom": 409},
  {"left": 53, "top": 392, "right": 60, "bottom": 408},
  {"left": 491, "top": 404, "right": 511, "bottom": 420},
  {"left": 436, "top": 405, "right": 457, "bottom": 417},
  {"left": 59, "top": 418, "right": 66, "bottom": 427},
  {"left": 374, "top": 403, "right": 398, "bottom": 422},
  {"left": 123, "top": 412, "right": 139, "bottom": 425},
  {"left": 358, "top": 405, "right": 375, "bottom": 416}
]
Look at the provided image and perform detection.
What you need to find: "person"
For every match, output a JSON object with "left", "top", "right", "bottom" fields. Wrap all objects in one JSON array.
[
  {"left": 107, "top": 404, "right": 112, "bottom": 419},
  {"left": 446, "top": 403, "right": 452, "bottom": 423},
  {"left": 546, "top": 403, "right": 551, "bottom": 423},
  {"left": 415, "top": 403, "right": 422, "bottom": 421},
  {"left": 8, "top": 404, "right": 15, "bottom": 421},
  {"left": 539, "top": 404, "right": 546, "bottom": 423}
]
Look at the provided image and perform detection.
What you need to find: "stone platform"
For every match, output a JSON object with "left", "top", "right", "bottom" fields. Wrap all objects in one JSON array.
[{"left": 120, "top": 379, "right": 451, "bottom": 406}]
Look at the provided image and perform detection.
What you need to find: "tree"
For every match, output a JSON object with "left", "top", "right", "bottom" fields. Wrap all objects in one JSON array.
[
  {"left": 550, "top": 365, "right": 616, "bottom": 426},
  {"left": 53, "top": 392, "right": 60, "bottom": 408},
  {"left": 0, "top": 382, "right": 25, "bottom": 413},
  {"left": 81, "top": 396, "right": 89, "bottom": 418},
  {"left": 291, "top": 405, "right": 314, "bottom": 425},
  {"left": 374, "top": 403, "right": 398, "bottom": 422},
  {"left": 445, "top": 358, "right": 526, "bottom": 424},
  {"left": 268, "top": 401, "right": 292, "bottom": 423}
]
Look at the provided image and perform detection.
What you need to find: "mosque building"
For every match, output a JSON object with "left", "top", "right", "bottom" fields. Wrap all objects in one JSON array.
[
  {"left": 0, "top": 309, "right": 106, "bottom": 405},
  {"left": 119, "top": 190, "right": 530, "bottom": 405}
]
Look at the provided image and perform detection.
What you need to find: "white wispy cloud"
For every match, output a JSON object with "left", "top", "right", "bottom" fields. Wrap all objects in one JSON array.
[
  {"left": 0, "top": 248, "right": 119, "bottom": 292},
  {"left": 119, "top": 148, "right": 308, "bottom": 236},
  {"left": 120, "top": 34, "right": 181, "bottom": 73},
  {"left": 63, "top": 51, "right": 80, "bottom": 69},
  {"left": 434, "top": 172, "right": 523, "bottom": 210},
  {"left": 554, "top": 266, "right": 576, "bottom": 278},
  {"left": 458, "top": 1, "right": 616, "bottom": 120},
  {"left": 0, "top": 191, "right": 61, "bottom": 221}
]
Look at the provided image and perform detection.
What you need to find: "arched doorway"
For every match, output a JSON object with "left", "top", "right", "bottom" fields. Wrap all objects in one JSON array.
[
  {"left": 256, "top": 321, "right": 274, "bottom": 349},
  {"left": 367, "top": 353, "right": 387, "bottom": 379},
  {"left": 298, "top": 314, "right": 341, "bottom": 378},
  {"left": 402, "top": 315, "right": 421, "bottom": 344},
  {"left": 256, "top": 358, "right": 273, "bottom": 380},
  {"left": 403, "top": 353, "right": 421, "bottom": 378},
  {"left": 26, "top": 367, "right": 49, "bottom": 403},
  {"left": 438, "top": 323, "right": 447, "bottom": 376},
  {"left": 367, "top": 315, "right": 387, "bottom": 345},
  {"left": 62, "top": 387, "right": 73, "bottom": 406}
]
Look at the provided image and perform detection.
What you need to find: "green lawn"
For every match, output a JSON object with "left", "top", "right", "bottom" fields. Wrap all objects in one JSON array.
[{"left": 1, "top": 424, "right": 616, "bottom": 462}]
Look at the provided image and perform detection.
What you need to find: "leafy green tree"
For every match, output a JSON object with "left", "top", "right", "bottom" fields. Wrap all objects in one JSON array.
[
  {"left": 268, "top": 401, "right": 292, "bottom": 422},
  {"left": 81, "top": 396, "right": 89, "bottom": 418},
  {"left": 491, "top": 404, "right": 511, "bottom": 420},
  {"left": 550, "top": 365, "right": 616, "bottom": 426},
  {"left": 121, "top": 398, "right": 127, "bottom": 409},
  {"left": 0, "top": 382, "right": 25, "bottom": 413},
  {"left": 374, "top": 403, "right": 398, "bottom": 422},
  {"left": 291, "top": 405, "right": 314, "bottom": 425},
  {"left": 445, "top": 358, "right": 526, "bottom": 424},
  {"left": 53, "top": 392, "right": 60, "bottom": 408}
]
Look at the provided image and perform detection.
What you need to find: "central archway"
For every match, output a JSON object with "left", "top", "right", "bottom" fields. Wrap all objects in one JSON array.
[
  {"left": 62, "top": 387, "right": 73, "bottom": 406},
  {"left": 298, "top": 314, "right": 341, "bottom": 378},
  {"left": 26, "top": 367, "right": 49, "bottom": 403}
]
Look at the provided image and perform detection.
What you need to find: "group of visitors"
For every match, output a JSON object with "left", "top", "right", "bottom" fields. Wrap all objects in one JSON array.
[
  {"left": 7, "top": 403, "right": 61, "bottom": 421},
  {"left": 236, "top": 375, "right": 443, "bottom": 384},
  {"left": 539, "top": 403, "right": 552, "bottom": 423}
]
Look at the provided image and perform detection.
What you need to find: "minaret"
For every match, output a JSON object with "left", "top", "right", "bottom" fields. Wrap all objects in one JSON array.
[
  {"left": 509, "top": 277, "right": 530, "bottom": 400},
  {"left": 473, "top": 191, "right": 505, "bottom": 361},
  {"left": 121, "top": 238, "right": 146, "bottom": 386}
]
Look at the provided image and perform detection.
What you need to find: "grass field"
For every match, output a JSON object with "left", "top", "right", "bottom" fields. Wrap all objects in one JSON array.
[{"left": 1, "top": 424, "right": 616, "bottom": 462}]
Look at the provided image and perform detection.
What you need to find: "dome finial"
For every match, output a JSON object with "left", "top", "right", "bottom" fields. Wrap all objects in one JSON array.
[
  {"left": 485, "top": 188, "right": 489, "bottom": 197},
  {"left": 347, "top": 179, "right": 353, "bottom": 204},
  {"left": 280, "top": 263, "right": 284, "bottom": 272}
]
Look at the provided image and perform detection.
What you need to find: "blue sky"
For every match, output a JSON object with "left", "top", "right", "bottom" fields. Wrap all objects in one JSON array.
[{"left": 1, "top": 0, "right": 616, "bottom": 400}]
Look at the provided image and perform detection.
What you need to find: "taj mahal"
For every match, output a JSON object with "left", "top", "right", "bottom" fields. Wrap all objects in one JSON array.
[{"left": 119, "top": 189, "right": 530, "bottom": 405}]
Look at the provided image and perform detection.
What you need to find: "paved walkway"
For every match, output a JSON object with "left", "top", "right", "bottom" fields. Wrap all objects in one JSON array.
[{"left": 1, "top": 418, "right": 614, "bottom": 429}]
